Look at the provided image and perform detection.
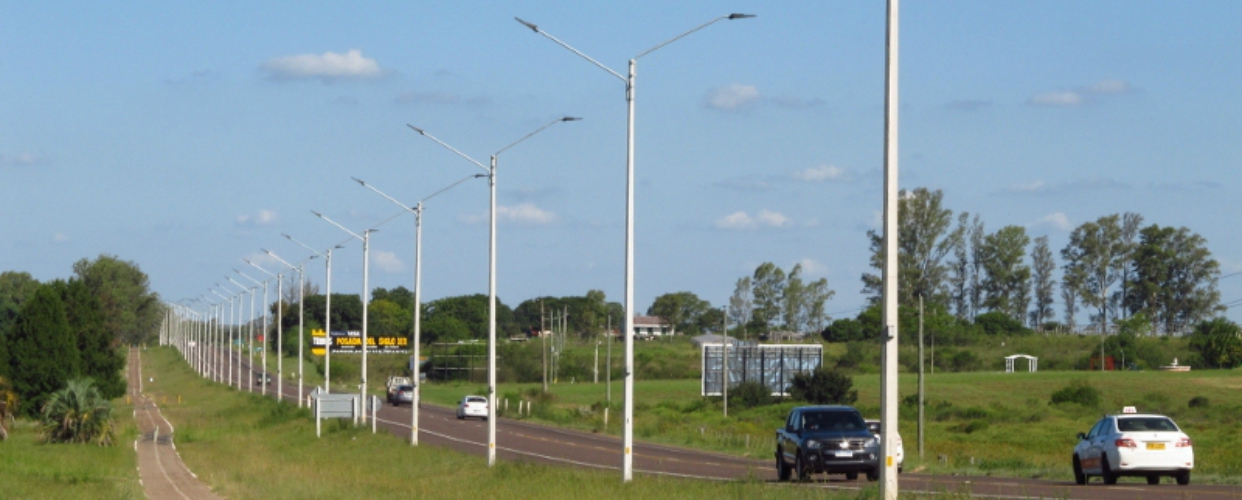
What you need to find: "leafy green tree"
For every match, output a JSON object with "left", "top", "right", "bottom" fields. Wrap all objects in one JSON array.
[
  {"left": 802, "top": 277, "right": 834, "bottom": 333},
  {"left": 39, "top": 378, "right": 115, "bottom": 445},
  {"left": 0, "top": 271, "right": 40, "bottom": 338},
  {"left": 302, "top": 293, "right": 363, "bottom": 331},
  {"left": 422, "top": 294, "right": 517, "bottom": 339},
  {"left": 1188, "top": 318, "right": 1242, "bottom": 368},
  {"left": 1115, "top": 213, "right": 1145, "bottom": 319},
  {"left": 979, "top": 225, "right": 1030, "bottom": 321},
  {"left": 1126, "top": 225, "right": 1221, "bottom": 334},
  {"left": 751, "top": 263, "right": 785, "bottom": 330},
  {"left": 946, "top": 213, "right": 978, "bottom": 320},
  {"left": 57, "top": 279, "right": 126, "bottom": 399},
  {"left": 974, "top": 311, "right": 1028, "bottom": 336},
  {"left": 1029, "top": 236, "right": 1057, "bottom": 330},
  {"left": 1061, "top": 215, "right": 1124, "bottom": 331},
  {"left": 372, "top": 286, "right": 416, "bottom": 312},
  {"left": 789, "top": 367, "right": 857, "bottom": 405},
  {"left": 71, "top": 255, "right": 164, "bottom": 345},
  {"left": 9, "top": 286, "right": 79, "bottom": 415},
  {"left": 863, "top": 187, "right": 963, "bottom": 308},
  {"left": 512, "top": 291, "right": 620, "bottom": 337},
  {"left": 695, "top": 307, "right": 726, "bottom": 334},
  {"left": 647, "top": 291, "right": 711, "bottom": 335},
  {"left": 727, "top": 277, "right": 753, "bottom": 334},
  {"left": 822, "top": 318, "right": 866, "bottom": 343},
  {"left": 367, "top": 298, "right": 412, "bottom": 340},
  {"left": 782, "top": 264, "right": 806, "bottom": 331},
  {"left": 421, "top": 315, "right": 472, "bottom": 344}
]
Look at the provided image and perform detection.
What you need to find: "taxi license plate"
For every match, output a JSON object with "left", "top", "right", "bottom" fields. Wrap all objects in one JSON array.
[
  {"left": 834, "top": 451, "right": 854, "bottom": 458},
  {"left": 1146, "top": 443, "right": 1165, "bottom": 450}
]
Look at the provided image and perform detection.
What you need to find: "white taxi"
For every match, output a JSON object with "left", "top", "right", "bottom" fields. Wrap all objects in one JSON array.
[
  {"left": 456, "top": 395, "right": 489, "bottom": 420},
  {"left": 1072, "top": 407, "right": 1193, "bottom": 485}
]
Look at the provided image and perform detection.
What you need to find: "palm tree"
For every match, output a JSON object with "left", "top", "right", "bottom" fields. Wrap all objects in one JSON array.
[{"left": 39, "top": 378, "right": 115, "bottom": 445}]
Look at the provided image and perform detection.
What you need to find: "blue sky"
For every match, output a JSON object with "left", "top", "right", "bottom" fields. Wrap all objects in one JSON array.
[{"left": 3, "top": 1, "right": 1240, "bottom": 323}]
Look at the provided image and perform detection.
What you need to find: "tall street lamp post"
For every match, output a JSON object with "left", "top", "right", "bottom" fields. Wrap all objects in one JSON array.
[
  {"left": 514, "top": 13, "right": 753, "bottom": 481},
  {"left": 408, "top": 116, "right": 578, "bottom": 466},
  {"left": 266, "top": 249, "right": 309, "bottom": 408},
  {"left": 314, "top": 211, "right": 375, "bottom": 421},
  {"left": 209, "top": 290, "right": 232, "bottom": 384},
  {"left": 285, "top": 235, "right": 343, "bottom": 393},
  {"left": 246, "top": 260, "right": 283, "bottom": 402},
  {"left": 239, "top": 265, "right": 271, "bottom": 396},
  {"left": 880, "top": 1, "right": 902, "bottom": 498},
  {"left": 353, "top": 174, "right": 480, "bottom": 446},
  {"left": 226, "top": 276, "right": 256, "bottom": 391},
  {"left": 222, "top": 280, "right": 250, "bottom": 390}
]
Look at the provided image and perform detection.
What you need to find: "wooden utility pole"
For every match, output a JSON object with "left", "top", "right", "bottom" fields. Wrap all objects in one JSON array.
[
  {"left": 541, "top": 301, "right": 547, "bottom": 392},
  {"left": 606, "top": 315, "right": 612, "bottom": 404},
  {"left": 918, "top": 295, "right": 924, "bottom": 460}
]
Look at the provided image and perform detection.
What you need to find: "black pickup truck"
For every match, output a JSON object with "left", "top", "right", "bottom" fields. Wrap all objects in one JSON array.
[{"left": 775, "top": 405, "right": 880, "bottom": 481}]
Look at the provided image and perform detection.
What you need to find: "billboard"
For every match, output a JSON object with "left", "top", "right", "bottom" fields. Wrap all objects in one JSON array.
[
  {"left": 311, "top": 329, "right": 409, "bottom": 355},
  {"left": 701, "top": 344, "right": 822, "bottom": 396}
]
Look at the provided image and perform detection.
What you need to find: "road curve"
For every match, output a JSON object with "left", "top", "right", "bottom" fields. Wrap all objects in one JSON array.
[{"left": 197, "top": 346, "right": 1242, "bottom": 500}]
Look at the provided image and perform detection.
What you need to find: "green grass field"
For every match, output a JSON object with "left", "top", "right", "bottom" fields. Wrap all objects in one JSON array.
[{"left": 0, "top": 408, "right": 142, "bottom": 499}]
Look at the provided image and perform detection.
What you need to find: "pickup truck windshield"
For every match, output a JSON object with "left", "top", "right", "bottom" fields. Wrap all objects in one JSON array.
[{"left": 802, "top": 411, "right": 866, "bottom": 432}]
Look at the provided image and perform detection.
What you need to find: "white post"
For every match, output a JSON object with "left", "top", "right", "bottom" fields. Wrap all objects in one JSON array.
[
  {"left": 412, "top": 204, "right": 423, "bottom": 446},
  {"left": 487, "top": 154, "right": 498, "bottom": 467},
  {"left": 325, "top": 248, "right": 333, "bottom": 392},
  {"left": 622, "top": 57, "right": 637, "bottom": 483},
  {"left": 361, "top": 230, "right": 371, "bottom": 421},
  {"left": 880, "top": 1, "right": 901, "bottom": 498},
  {"left": 277, "top": 273, "right": 284, "bottom": 402},
  {"left": 298, "top": 264, "right": 305, "bottom": 408}
]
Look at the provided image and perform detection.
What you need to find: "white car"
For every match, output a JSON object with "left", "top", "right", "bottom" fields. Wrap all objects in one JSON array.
[
  {"left": 456, "top": 395, "right": 489, "bottom": 420},
  {"left": 1072, "top": 408, "right": 1193, "bottom": 485},
  {"left": 865, "top": 420, "right": 904, "bottom": 473}
]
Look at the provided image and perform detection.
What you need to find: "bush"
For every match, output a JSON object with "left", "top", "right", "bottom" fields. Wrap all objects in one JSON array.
[
  {"left": 1050, "top": 379, "right": 1101, "bottom": 408},
  {"left": 789, "top": 367, "right": 857, "bottom": 405},
  {"left": 949, "top": 349, "right": 979, "bottom": 372},
  {"left": 974, "top": 311, "right": 1029, "bottom": 336},
  {"left": 39, "top": 378, "right": 115, "bottom": 445},
  {"left": 729, "top": 380, "right": 773, "bottom": 409},
  {"left": 1188, "top": 396, "right": 1210, "bottom": 408}
]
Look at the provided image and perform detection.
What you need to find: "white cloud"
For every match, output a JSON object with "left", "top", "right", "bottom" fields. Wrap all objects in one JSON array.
[
  {"left": 235, "top": 209, "right": 279, "bottom": 227},
  {"left": 461, "top": 203, "right": 557, "bottom": 225},
  {"left": 262, "top": 49, "right": 383, "bottom": 82},
  {"left": 999, "top": 178, "right": 1126, "bottom": 195},
  {"left": 52, "top": 232, "right": 71, "bottom": 244},
  {"left": 705, "top": 84, "right": 760, "bottom": 111},
  {"left": 0, "top": 152, "right": 47, "bottom": 166},
  {"left": 1033, "top": 212, "right": 1073, "bottom": 231},
  {"left": 714, "top": 209, "right": 792, "bottom": 230},
  {"left": 791, "top": 165, "right": 850, "bottom": 182},
  {"left": 372, "top": 250, "right": 406, "bottom": 273},
  {"left": 1028, "top": 91, "right": 1085, "bottom": 107},
  {"left": 797, "top": 258, "right": 828, "bottom": 276}
]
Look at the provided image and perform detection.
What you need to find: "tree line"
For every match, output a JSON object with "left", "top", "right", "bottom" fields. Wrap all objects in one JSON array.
[
  {"left": 861, "top": 188, "right": 1223, "bottom": 335},
  {"left": 0, "top": 255, "right": 162, "bottom": 416}
]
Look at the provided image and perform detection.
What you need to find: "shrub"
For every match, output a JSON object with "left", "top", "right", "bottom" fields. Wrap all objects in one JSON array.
[
  {"left": 39, "top": 378, "right": 115, "bottom": 446},
  {"left": 1050, "top": 379, "right": 1101, "bottom": 408},
  {"left": 729, "top": 380, "right": 773, "bottom": 409},
  {"left": 949, "top": 350, "right": 979, "bottom": 372},
  {"left": 974, "top": 311, "right": 1029, "bottom": 336},
  {"left": 789, "top": 367, "right": 857, "bottom": 405},
  {"left": 1188, "top": 396, "right": 1210, "bottom": 408},
  {"left": 954, "top": 420, "right": 990, "bottom": 434}
]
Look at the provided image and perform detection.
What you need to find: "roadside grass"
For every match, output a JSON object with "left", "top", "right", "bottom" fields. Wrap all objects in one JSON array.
[
  {"left": 422, "top": 368, "right": 1242, "bottom": 483},
  {"left": 0, "top": 411, "right": 141, "bottom": 499},
  {"left": 146, "top": 346, "right": 874, "bottom": 499}
]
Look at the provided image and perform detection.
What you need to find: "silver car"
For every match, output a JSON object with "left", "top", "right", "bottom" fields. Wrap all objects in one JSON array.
[{"left": 391, "top": 385, "right": 414, "bottom": 406}]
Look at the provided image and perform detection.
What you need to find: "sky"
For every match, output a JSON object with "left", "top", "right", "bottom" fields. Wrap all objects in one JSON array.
[{"left": 3, "top": 1, "right": 1241, "bottom": 325}]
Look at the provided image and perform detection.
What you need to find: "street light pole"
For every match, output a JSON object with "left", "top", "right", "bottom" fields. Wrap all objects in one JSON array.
[
  {"left": 285, "top": 235, "right": 342, "bottom": 393},
  {"left": 880, "top": 1, "right": 902, "bottom": 498},
  {"left": 515, "top": 13, "right": 753, "bottom": 481},
  {"left": 226, "top": 276, "right": 255, "bottom": 391},
  {"left": 235, "top": 270, "right": 264, "bottom": 392},
  {"left": 223, "top": 280, "right": 251, "bottom": 390},
  {"left": 314, "top": 211, "right": 376, "bottom": 422},
  {"left": 242, "top": 262, "right": 273, "bottom": 396},
  {"left": 353, "top": 174, "right": 479, "bottom": 446},
  {"left": 408, "top": 117, "right": 578, "bottom": 467},
  {"left": 266, "top": 249, "right": 309, "bottom": 408}
]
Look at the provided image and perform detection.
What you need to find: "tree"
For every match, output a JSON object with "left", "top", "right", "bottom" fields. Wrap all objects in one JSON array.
[
  {"left": 57, "top": 279, "right": 126, "bottom": 399},
  {"left": 1188, "top": 318, "right": 1242, "bottom": 368},
  {"left": 372, "top": 287, "right": 416, "bottom": 313},
  {"left": 1029, "top": 236, "right": 1057, "bottom": 330},
  {"left": 862, "top": 188, "right": 962, "bottom": 308},
  {"left": 727, "top": 277, "right": 753, "bottom": 335},
  {"left": 979, "top": 225, "right": 1031, "bottom": 321},
  {"left": 1062, "top": 215, "right": 1124, "bottom": 332},
  {"left": 9, "top": 286, "right": 79, "bottom": 415},
  {"left": 968, "top": 216, "right": 987, "bottom": 317},
  {"left": 1127, "top": 225, "right": 1222, "bottom": 334},
  {"left": 512, "top": 291, "right": 621, "bottom": 337},
  {"left": 782, "top": 264, "right": 806, "bottom": 332},
  {"left": 647, "top": 291, "right": 712, "bottom": 335},
  {"left": 789, "top": 367, "right": 857, "bottom": 405},
  {"left": 822, "top": 318, "right": 867, "bottom": 343},
  {"left": 0, "top": 271, "right": 40, "bottom": 338},
  {"left": 751, "top": 263, "right": 786, "bottom": 330},
  {"left": 1115, "top": 213, "right": 1144, "bottom": 319},
  {"left": 422, "top": 294, "right": 517, "bottom": 340},
  {"left": 367, "top": 299, "right": 411, "bottom": 340},
  {"left": 803, "top": 278, "right": 835, "bottom": 333},
  {"left": 71, "top": 255, "right": 164, "bottom": 345},
  {"left": 946, "top": 213, "right": 976, "bottom": 320},
  {"left": 696, "top": 307, "right": 726, "bottom": 334},
  {"left": 302, "top": 293, "right": 363, "bottom": 332}
]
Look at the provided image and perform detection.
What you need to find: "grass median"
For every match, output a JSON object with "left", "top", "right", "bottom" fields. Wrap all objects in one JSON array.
[
  {"left": 0, "top": 405, "right": 142, "bottom": 499},
  {"left": 144, "top": 346, "right": 870, "bottom": 500}
]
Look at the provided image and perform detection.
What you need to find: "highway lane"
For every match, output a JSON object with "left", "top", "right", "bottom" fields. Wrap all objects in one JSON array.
[{"left": 192, "top": 345, "right": 1242, "bottom": 499}]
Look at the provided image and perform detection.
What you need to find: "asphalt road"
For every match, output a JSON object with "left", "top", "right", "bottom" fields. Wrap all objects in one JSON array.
[{"left": 193, "top": 346, "right": 1242, "bottom": 499}]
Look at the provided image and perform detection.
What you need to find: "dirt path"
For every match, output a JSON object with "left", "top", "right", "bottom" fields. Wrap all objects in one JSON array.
[{"left": 129, "top": 348, "right": 223, "bottom": 500}]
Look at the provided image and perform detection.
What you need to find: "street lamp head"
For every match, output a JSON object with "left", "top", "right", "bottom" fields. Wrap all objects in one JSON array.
[
  {"left": 514, "top": 17, "right": 538, "bottom": 32},
  {"left": 406, "top": 124, "right": 425, "bottom": 135},
  {"left": 351, "top": 176, "right": 367, "bottom": 187},
  {"left": 561, "top": 116, "right": 582, "bottom": 122},
  {"left": 728, "top": 13, "right": 756, "bottom": 20},
  {"left": 311, "top": 210, "right": 324, "bottom": 219}
]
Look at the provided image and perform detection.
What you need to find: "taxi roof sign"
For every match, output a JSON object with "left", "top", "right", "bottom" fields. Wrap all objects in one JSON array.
[{"left": 1122, "top": 406, "right": 1137, "bottom": 414}]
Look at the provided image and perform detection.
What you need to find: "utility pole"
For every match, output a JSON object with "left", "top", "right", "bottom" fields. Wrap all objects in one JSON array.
[
  {"left": 606, "top": 315, "right": 612, "bottom": 404},
  {"left": 541, "top": 301, "right": 547, "bottom": 393},
  {"left": 918, "top": 295, "right": 924, "bottom": 460},
  {"left": 722, "top": 305, "right": 729, "bottom": 418}
]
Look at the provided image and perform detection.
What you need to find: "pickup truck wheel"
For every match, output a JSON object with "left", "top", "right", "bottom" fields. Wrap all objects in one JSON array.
[
  {"left": 775, "top": 449, "right": 791, "bottom": 481},
  {"left": 795, "top": 453, "right": 810, "bottom": 482},
  {"left": 866, "top": 468, "right": 880, "bottom": 481},
  {"left": 845, "top": 472, "right": 859, "bottom": 481}
]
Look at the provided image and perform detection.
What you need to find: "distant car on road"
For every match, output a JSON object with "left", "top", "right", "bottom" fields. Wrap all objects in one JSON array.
[
  {"left": 390, "top": 385, "right": 414, "bottom": 406},
  {"left": 865, "top": 419, "right": 904, "bottom": 473},
  {"left": 254, "top": 372, "right": 272, "bottom": 386},
  {"left": 776, "top": 406, "right": 880, "bottom": 482},
  {"left": 456, "top": 395, "right": 488, "bottom": 420},
  {"left": 1072, "top": 407, "right": 1194, "bottom": 486}
]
